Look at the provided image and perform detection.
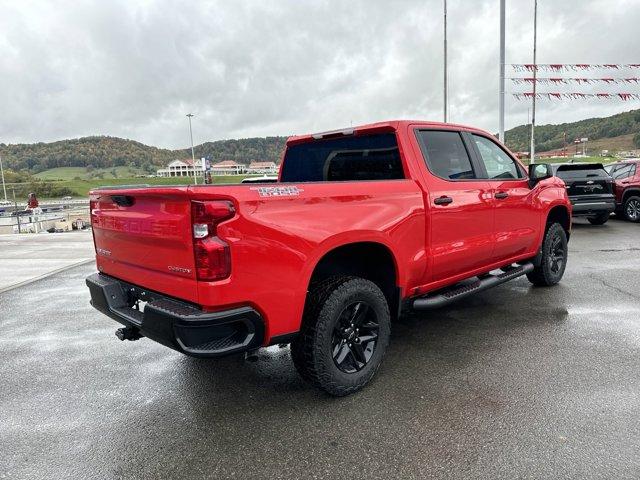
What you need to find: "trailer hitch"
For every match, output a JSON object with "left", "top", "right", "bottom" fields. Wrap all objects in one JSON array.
[{"left": 115, "top": 326, "right": 142, "bottom": 341}]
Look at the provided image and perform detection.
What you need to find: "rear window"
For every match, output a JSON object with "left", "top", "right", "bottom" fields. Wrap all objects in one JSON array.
[
  {"left": 554, "top": 164, "right": 608, "bottom": 179},
  {"left": 280, "top": 133, "right": 404, "bottom": 182}
]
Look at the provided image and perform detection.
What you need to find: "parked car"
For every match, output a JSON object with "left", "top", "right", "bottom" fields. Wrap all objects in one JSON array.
[
  {"left": 86, "top": 121, "right": 571, "bottom": 396},
  {"left": 604, "top": 159, "right": 640, "bottom": 222},
  {"left": 551, "top": 163, "right": 615, "bottom": 225}
]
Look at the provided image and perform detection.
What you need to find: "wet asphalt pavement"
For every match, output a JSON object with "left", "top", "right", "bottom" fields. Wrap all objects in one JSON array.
[{"left": 1, "top": 218, "right": 640, "bottom": 479}]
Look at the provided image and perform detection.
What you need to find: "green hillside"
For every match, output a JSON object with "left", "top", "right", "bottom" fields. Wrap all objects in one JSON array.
[
  {"left": 1, "top": 109, "right": 639, "bottom": 178},
  {"left": 184, "top": 137, "right": 287, "bottom": 166},
  {"left": 0, "top": 135, "right": 287, "bottom": 174},
  {"left": 34, "top": 166, "right": 146, "bottom": 180},
  {"left": 504, "top": 109, "right": 640, "bottom": 153}
]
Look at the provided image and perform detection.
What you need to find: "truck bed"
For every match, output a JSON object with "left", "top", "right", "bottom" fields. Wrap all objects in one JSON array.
[{"left": 90, "top": 180, "right": 425, "bottom": 340}]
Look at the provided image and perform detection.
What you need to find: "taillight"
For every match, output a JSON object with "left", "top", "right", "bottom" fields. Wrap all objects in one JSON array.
[{"left": 191, "top": 200, "right": 235, "bottom": 281}]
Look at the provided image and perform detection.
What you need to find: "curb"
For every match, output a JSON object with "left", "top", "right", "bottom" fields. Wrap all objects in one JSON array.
[{"left": 0, "top": 258, "right": 94, "bottom": 294}]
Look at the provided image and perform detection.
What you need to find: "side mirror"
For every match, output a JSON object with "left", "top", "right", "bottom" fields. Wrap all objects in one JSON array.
[{"left": 528, "top": 163, "right": 552, "bottom": 188}]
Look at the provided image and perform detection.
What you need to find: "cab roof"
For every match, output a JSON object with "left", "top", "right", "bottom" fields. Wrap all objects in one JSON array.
[{"left": 286, "top": 120, "right": 496, "bottom": 146}]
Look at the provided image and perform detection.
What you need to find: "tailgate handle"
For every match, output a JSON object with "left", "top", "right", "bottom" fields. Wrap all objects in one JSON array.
[{"left": 111, "top": 195, "right": 135, "bottom": 207}]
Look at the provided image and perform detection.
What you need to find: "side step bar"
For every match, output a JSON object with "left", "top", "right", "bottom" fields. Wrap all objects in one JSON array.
[{"left": 412, "top": 263, "right": 534, "bottom": 310}]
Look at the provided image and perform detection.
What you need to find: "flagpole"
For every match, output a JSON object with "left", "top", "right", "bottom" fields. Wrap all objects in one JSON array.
[
  {"left": 498, "top": 0, "right": 505, "bottom": 142},
  {"left": 529, "top": 0, "right": 538, "bottom": 164},
  {"left": 443, "top": 0, "right": 449, "bottom": 123},
  {"left": 443, "top": 0, "right": 448, "bottom": 123}
]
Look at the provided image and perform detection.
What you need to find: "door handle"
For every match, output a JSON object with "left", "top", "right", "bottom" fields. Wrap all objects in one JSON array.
[
  {"left": 434, "top": 195, "right": 453, "bottom": 205},
  {"left": 494, "top": 191, "right": 509, "bottom": 199}
]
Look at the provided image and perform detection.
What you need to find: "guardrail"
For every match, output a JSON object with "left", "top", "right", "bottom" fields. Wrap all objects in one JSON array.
[{"left": 2, "top": 198, "right": 89, "bottom": 208}]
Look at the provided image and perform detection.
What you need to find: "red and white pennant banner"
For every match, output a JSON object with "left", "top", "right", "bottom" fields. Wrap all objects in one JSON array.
[
  {"left": 511, "top": 64, "right": 640, "bottom": 72},
  {"left": 510, "top": 77, "right": 640, "bottom": 85},
  {"left": 513, "top": 92, "right": 640, "bottom": 100}
]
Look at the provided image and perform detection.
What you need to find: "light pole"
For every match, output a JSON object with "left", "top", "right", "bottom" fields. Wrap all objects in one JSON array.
[
  {"left": 443, "top": 0, "right": 448, "bottom": 123},
  {"left": 0, "top": 153, "right": 7, "bottom": 201},
  {"left": 498, "top": 0, "right": 505, "bottom": 142},
  {"left": 186, "top": 113, "right": 197, "bottom": 185},
  {"left": 529, "top": 0, "right": 538, "bottom": 164}
]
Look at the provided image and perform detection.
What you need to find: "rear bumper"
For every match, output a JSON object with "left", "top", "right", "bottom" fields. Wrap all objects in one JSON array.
[
  {"left": 86, "top": 273, "right": 264, "bottom": 357},
  {"left": 569, "top": 195, "right": 616, "bottom": 216}
]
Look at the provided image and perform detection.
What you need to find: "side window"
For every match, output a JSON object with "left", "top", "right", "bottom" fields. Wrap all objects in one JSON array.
[
  {"left": 473, "top": 135, "right": 524, "bottom": 180},
  {"left": 415, "top": 130, "right": 476, "bottom": 180},
  {"left": 611, "top": 164, "right": 636, "bottom": 180}
]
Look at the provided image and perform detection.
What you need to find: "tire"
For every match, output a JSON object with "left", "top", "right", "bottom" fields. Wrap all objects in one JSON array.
[
  {"left": 526, "top": 222, "right": 568, "bottom": 287},
  {"left": 587, "top": 212, "right": 609, "bottom": 225},
  {"left": 290, "top": 276, "right": 391, "bottom": 396},
  {"left": 623, "top": 195, "right": 640, "bottom": 223}
]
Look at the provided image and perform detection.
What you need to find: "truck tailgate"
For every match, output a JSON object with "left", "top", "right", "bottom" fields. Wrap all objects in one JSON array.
[{"left": 90, "top": 187, "right": 199, "bottom": 303}]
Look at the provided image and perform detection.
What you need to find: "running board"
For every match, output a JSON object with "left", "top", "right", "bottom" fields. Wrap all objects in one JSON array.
[{"left": 412, "top": 263, "right": 534, "bottom": 310}]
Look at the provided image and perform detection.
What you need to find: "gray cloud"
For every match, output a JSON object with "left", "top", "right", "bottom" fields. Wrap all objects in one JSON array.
[{"left": 1, "top": 0, "right": 639, "bottom": 148}]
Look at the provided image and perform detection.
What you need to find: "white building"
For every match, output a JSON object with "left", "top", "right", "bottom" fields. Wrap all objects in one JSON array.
[
  {"left": 157, "top": 159, "right": 277, "bottom": 177},
  {"left": 246, "top": 161, "right": 279, "bottom": 175},
  {"left": 210, "top": 160, "right": 245, "bottom": 175},
  {"left": 157, "top": 159, "right": 202, "bottom": 177}
]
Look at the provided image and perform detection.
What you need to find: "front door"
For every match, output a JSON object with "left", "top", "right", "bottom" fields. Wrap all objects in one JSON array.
[
  {"left": 468, "top": 133, "right": 539, "bottom": 263},
  {"left": 413, "top": 129, "right": 495, "bottom": 283}
]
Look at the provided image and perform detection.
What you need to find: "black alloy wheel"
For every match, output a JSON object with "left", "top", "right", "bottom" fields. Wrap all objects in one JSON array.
[
  {"left": 526, "top": 222, "right": 568, "bottom": 287},
  {"left": 290, "top": 276, "right": 391, "bottom": 396},
  {"left": 547, "top": 232, "right": 565, "bottom": 276},
  {"left": 331, "top": 301, "right": 379, "bottom": 373}
]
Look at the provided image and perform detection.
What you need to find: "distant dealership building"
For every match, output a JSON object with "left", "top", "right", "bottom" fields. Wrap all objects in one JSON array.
[
  {"left": 157, "top": 159, "right": 278, "bottom": 177},
  {"left": 245, "top": 161, "right": 278, "bottom": 174},
  {"left": 156, "top": 159, "right": 201, "bottom": 177},
  {"left": 210, "top": 160, "right": 245, "bottom": 175}
]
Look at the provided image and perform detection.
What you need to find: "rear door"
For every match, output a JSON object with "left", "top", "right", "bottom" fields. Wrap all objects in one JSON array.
[
  {"left": 90, "top": 187, "right": 199, "bottom": 302},
  {"left": 413, "top": 128, "right": 495, "bottom": 282},
  {"left": 468, "top": 133, "right": 539, "bottom": 263}
]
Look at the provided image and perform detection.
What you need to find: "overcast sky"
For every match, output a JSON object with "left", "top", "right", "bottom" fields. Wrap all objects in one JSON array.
[{"left": 1, "top": 0, "right": 639, "bottom": 148}]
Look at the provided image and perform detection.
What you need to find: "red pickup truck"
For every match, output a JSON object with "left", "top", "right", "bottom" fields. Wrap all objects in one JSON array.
[{"left": 86, "top": 121, "right": 571, "bottom": 396}]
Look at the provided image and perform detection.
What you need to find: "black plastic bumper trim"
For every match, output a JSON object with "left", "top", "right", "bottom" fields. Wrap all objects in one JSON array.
[
  {"left": 569, "top": 196, "right": 616, "bottom": 216},
  {"left": 86, "top": 273, "right": 264, "bottom": 357}
]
